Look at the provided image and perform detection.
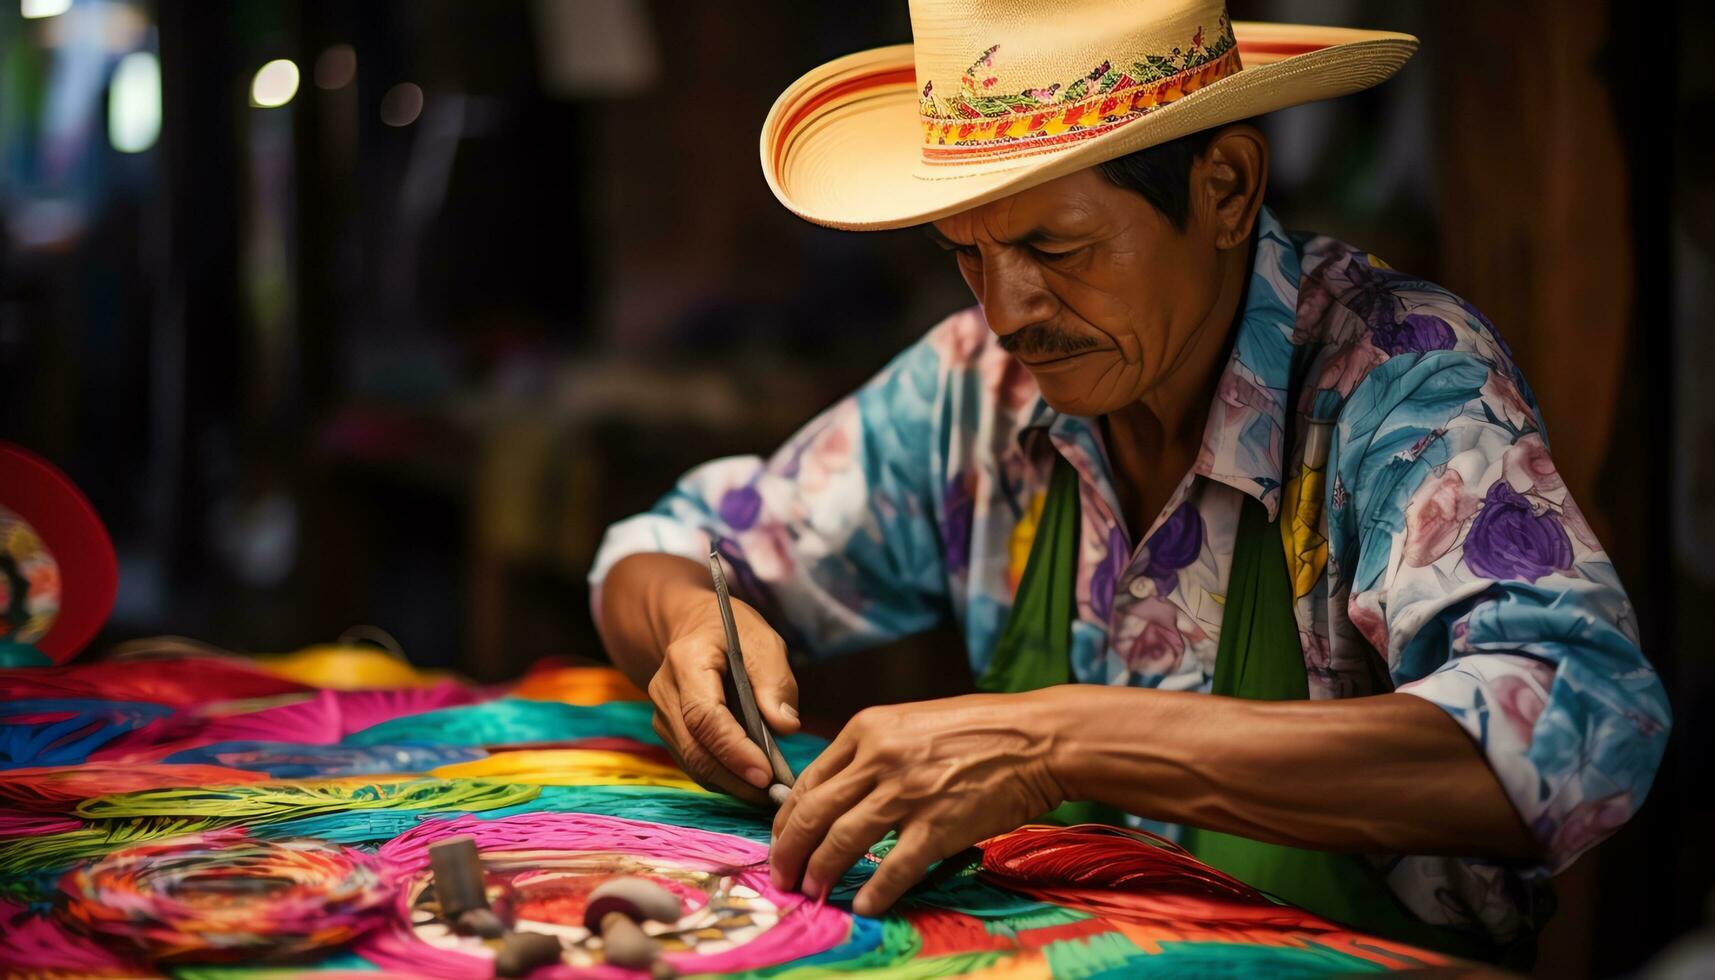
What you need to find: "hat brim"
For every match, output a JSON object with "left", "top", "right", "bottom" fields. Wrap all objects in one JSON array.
[{"left": 762, "top": 22, "right": 1417, "bottom": 231}]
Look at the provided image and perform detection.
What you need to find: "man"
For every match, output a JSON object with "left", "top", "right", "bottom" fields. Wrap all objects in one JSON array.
[{"left": 590, "top": 0, "right": 1669, "bottom": 960}]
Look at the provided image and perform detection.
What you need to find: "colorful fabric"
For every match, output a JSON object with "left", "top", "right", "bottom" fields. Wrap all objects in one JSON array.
[
  {"left": 0, "top": 649, "right": 1468, "bottom": 975},
  {"left": 590, "top": 207, "right": 1672, "bottom": 944},
  {"left": 0, "top": 503, "right": 59, "bottom": 647},
  {"left": 60, "top": 831, "right": 391, "bottom": 964},
  {"left": 918, "top": 16, "right": 1242, "bottom": 162}
]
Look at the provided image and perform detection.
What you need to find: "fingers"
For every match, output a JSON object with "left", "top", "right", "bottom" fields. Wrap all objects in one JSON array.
[
  {"left": 650, "top": 702, "right": 767, "bottom": 806},
  {"left": 770, "top": 768, "right": 873, "bottom": 894},
  {"left": 852, "top": 828, "right": 946, "bottom": 918},
  {"left": 771, "top": 734, "right": 857, "bottom": 840},
  {"left": 802, "top": 800, "right": 894, "bottom": 902},
  {"left": 648, "top": 644, "right": 769, "bottom": 804},
  {"left": 665, "top": 636, "right": 772, "bottom": 788},
  {"left": 639, "top": 581, "right": 796, "bottom": 808},
  {"left": 738, "top": 617, "right": 799, "bottom": 734},
  {"left": 785, "top": 723, "right": 858, "bottom": 796}
]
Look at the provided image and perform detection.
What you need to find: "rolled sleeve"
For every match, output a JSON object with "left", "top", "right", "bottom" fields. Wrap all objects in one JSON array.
[
  {"left": 1337, "top": 350, "right": 1670, "bottom": 889},
  {"left": 1393, "top": 576, "right": 1668, "bottom": 874}
]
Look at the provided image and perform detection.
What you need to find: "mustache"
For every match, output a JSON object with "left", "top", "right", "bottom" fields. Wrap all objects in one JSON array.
[{"left": 998, "top": 323, "right": 1102, "bottom": 358}]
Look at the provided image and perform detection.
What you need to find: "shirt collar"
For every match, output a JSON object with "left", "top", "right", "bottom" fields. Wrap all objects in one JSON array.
[{"left": 1020, "top": 206, "right": 1302, "bottom": 521}]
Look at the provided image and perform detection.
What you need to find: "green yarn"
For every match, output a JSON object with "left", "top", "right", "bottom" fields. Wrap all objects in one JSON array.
[
  {"left": 828, "top": 837, "right": 1048, "bottom": 919},
  {"left": 250, "top": 785, "right": 774, "bottom": 847},
  {"left": 345, "top": 699, "right": 659, "bottom": 748},
  {"left": 75, "top": 778, "right": 538, "bottom": 822},
  {"left": 987, "top": 906, "right": 1091, "bottom": 933},
  {"left": 342, "top": 698, "right": 827, "bottom": 772},
  {"left": 922, "top": 879, "right": 1054, "bottom": 919},
  {"left": 0, "top": 817, "right": 232, "bottom": 875},
  {"left": 0, "top": 781, "right": 541, "bottom": 876},
  {"left": 250, "top": 810, "right": 429, "bottom": 845},
  {"left": 482, "top": 784, "right": 774, "bottom": 841},
  {"left": 1041, "top": 930, "right": 1150, "bottom": 977}
]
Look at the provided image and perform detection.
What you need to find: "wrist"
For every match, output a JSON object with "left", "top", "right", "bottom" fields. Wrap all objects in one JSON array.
[
  {"left": 616, "top": 553, "right": 714, "bottom": 649},
  {"left": 1016, "top": 686, "right": 1089, "bottom": 804},
  {"left": 600, "top": 553, "right": 717, "bottom": 682},
  {"left": 648, "top": 575, "right": 714, "bottom": 646},
  {"left": 1034, "top": 687, "right": 1205, "bottom": 807}
]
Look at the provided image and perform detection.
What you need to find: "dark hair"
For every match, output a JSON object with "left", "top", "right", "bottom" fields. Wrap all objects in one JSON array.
[{"left": 1094, "top": 120, "right": 1253, "bottom": 229}]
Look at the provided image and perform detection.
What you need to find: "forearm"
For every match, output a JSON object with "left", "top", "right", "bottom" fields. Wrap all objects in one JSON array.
[
  {"left": 596, "top": 552, "right": 715, "bottom": 691},
  {"left": 1041, "top": 687, "right": 1540, "bottom": 859}
]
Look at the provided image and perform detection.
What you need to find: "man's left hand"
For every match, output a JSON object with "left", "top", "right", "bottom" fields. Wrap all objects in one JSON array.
[{"left": 769, "top": 691, "right": 1065, "bottom": 917}]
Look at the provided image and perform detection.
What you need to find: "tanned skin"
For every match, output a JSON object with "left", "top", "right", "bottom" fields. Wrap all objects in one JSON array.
[{"left": 599, "top": 125, "right": 1539, "bottom": 918}]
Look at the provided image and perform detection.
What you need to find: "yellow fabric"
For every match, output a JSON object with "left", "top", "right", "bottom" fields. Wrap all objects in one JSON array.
[
  {"left": 1278, "top": 461, "right": 1329, "bottom": 600},
  {"left": 1006, "top": 491, "right": 1047, "bottom": 592},
  {"left": 251, "top": 646, "right": 457, "bottom": 690},
  {"left": 430, "top": 749, "right": 706, "bottom": 792},
  {"left": 961, "top": 951, "right": 1051, "bottom": 979}
]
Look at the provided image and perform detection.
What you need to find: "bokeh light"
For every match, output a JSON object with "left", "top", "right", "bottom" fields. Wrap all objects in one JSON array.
[
  {"left": 379, "top": 82, "right": 423, "bottom": 127},
  {"left": 314, "top": 44, "right": 357, "bottom": 91},
  {"left": 108, "top": 51, "right": 161, "bottom": 153},
  {"left": 250, "top": 58, "right": 300, "bottom": 109},
  {"left": 20, "top": 0, "right": 72, "bottom": 19}
]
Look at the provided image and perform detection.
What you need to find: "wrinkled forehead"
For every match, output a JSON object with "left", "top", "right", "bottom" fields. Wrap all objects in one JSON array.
[{"left": 930, "top": 167, "right": 1118, "bottom": 240}]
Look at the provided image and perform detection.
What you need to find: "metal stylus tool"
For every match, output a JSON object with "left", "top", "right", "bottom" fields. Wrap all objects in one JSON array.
[{"left": 708, "top": 543, "right": 795, "bottom": 806}]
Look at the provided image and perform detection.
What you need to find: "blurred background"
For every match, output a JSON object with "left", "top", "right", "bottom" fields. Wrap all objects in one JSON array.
[{"left": 0, "top": 0, "right": 1707, "bottom": 975}]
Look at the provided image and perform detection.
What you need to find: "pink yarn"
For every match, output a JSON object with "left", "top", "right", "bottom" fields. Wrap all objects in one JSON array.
[
  {"left": 356, "top": 813, "right": 851, "bottom": 978},
  {"left": 0, "top": 899, "right": 147, "bottom": 975},
  {"left": 93, "top": 682, "right": 477, "bottom": 760},
  {"left": 0, "top": 812, "right": 81, "bottom": 835}
]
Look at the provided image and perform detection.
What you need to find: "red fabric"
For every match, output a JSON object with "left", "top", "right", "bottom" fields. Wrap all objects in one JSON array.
[
  {"left": 908, "top": 909, "right": 1015, "bottom": 957},
  {"left": 0, "top": 656, "right": 311, "bottom": 707}
]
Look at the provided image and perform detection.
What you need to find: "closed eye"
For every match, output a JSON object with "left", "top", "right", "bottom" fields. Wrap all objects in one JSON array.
[
  {"left": 1029, "top": 244, "right": 1083, "bottom": 263},
  {"left": 925, "top": 226, "right": 979, "bottom": 258}
]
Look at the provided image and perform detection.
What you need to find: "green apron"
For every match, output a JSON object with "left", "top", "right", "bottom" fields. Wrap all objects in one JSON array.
[
  {"left": 975, "top": 457, "right": 1127, "bottom": 828},
  {"left": 980, "top": 455, "right": 1505, "bottom": 963}
]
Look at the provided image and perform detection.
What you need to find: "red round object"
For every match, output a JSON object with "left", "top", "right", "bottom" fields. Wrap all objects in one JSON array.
[{"left": 0, "top": 443, "right": 117, "bottom": 664}]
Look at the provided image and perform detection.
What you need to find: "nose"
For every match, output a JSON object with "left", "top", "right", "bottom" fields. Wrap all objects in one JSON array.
[{"left": 980, "top": 250, "right": 1057, "bottom": 341}]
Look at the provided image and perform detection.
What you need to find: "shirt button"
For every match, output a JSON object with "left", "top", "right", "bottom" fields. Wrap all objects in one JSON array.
[{"left": 1128, "top": 578, "right": 1151, "bottom": 599}]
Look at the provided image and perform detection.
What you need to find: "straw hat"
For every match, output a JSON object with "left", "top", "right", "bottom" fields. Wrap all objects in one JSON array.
[{"left": 761, "top": 0, "right": 1416, "bottom": 230}]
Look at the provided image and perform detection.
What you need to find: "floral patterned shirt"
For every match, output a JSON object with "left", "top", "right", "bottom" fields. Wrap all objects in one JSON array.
[{"left": 590, "top": 208, "right": 1670, "bottom": 943}]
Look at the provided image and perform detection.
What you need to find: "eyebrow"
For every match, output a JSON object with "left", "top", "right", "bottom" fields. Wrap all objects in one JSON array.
[
  {"left": 924, "top": 224, "right": 1073, "bottom": 249},
  {"left": 923, "top": 225, "right": 963, "bottom": 249}
]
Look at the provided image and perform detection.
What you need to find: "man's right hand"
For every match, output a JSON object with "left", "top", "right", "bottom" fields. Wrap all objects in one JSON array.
[{"left": 598, "top": 552, "right": 801, "bottom": 807}]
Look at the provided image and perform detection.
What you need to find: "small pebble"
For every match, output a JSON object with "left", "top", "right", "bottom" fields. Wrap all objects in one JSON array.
[
  {"left": 495, "top": 931, "right": 562, "bottom": 977},
  {"left": 457, "top": 907, "right": 505, "bottom": 939}
]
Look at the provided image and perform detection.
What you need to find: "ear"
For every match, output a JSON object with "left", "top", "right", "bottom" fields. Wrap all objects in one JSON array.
[{"left": 1193, "top": 123, "right": 1269, "bottom": 251}]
